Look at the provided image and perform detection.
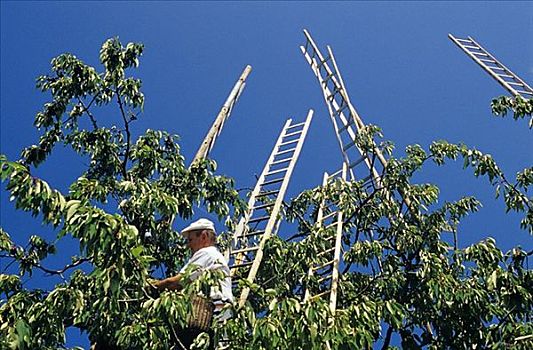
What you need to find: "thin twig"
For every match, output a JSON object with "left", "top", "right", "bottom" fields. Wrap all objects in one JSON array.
[
  {"left": 78, "top": 97, "right": 98, "bottom": 130},
  {"left": 35, "top": 257, "right": 90, "bottom": 276},
  {"left": 116, "top": 92, "right": 131, "bottom": 180},
  {"left": 1, "top": 257, "right": 17, "bottom": 273}
]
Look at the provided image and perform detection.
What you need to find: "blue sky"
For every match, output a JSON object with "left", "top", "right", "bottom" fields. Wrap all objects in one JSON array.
[{"left": 1, "top": 1, "right": 532, "bottom": 348}]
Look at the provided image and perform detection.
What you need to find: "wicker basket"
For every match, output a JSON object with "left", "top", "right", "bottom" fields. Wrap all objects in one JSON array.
[{"left": 187, "top": 296, "right": 214, "bottom": 331}]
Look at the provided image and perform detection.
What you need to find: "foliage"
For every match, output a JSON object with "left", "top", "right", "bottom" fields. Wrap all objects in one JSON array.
[
  {"left": 491, "top": 95, "right": 533, "bottom": 128},
  {"left": 0, "top": 38, "right": 244, "bottom": 349},
  {"left": 1, "top": 39, "right": 532, "bottom": 349}
]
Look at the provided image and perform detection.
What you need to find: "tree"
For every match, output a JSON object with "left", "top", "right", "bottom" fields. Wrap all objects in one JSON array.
[
  {"left": 1, "top": 38, "right": 532, "bottom": 349},
  {"left": 0, "top": 38, "right": 245, "bottom": 349}
]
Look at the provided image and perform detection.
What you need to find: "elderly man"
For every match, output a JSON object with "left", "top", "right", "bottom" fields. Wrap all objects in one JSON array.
[{"left": 153, "top": 218, "right": 233, "bottom": 349}]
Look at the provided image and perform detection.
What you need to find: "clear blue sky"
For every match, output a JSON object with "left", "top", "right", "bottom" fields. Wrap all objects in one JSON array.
[{"left": 1, "top": 1, "right": 532, "bottom": 348}]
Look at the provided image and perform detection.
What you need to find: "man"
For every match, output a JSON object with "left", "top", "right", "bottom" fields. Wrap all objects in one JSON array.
[{"left": 153, "top": 218, "right": 233, "bottom": 349}]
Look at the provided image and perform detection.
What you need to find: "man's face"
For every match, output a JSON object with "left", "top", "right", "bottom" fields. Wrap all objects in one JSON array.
[{"left": 186, "top": 230, "right": 206, "bottom": 253}]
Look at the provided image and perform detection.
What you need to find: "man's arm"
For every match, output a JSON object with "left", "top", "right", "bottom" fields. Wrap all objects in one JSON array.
[
  {"left": 152, "top": 274, "right": 183, "bottom": 291},
  {"left": 152, "top": 249, "right": 209, "bottom": 291}
]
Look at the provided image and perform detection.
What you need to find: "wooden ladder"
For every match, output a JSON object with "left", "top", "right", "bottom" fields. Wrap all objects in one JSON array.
[
  {"left": 299, "top": 30, "right": 416, "bottom": 314},
  {"left": 303, "top": 163, "right": 347, "bottom": 315},
  {"left": 449, "top": 34, "right": 533, "bottom": 98},
  {"left": 227, "top": 110, "right": 314, "bottom": 308},
  {"left": 300, "top": 29, "right": 387, "bottom": 190}
]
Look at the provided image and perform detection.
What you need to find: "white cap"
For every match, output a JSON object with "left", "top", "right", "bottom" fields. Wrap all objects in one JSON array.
[{"left": 181, "top": 218, "right": 216, "bottom": 238}]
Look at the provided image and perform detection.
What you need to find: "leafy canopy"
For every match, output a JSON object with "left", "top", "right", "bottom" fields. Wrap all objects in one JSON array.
[{"left": 1, "top": 38, "right": 532, "bottom": 350}]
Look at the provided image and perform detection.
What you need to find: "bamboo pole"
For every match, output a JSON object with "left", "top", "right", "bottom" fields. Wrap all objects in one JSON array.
[{"left": 192, "top": 65, "right": 252, "bottom": 164}]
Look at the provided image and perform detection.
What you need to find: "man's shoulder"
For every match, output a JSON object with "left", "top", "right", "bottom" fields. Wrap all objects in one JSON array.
[
  {"left": 198, "top": 245, "right": 221, "bottom": 253},
  {"left": 195, "top": 246, "right": 224, "bottom": 259}
]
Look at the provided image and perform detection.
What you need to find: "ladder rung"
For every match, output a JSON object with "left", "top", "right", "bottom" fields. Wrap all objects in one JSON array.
[
  {"left": 455, "top": 38, "right": 472, "bottom": 43},
  {"left": 317, "top": 247, "right": 335, "bottom": 257},
  {"left": 286, "top": 122, "right": 306, "bottom": 130},
  {"left": 253, "top": 202, "right": 274, "bottom": 211},
  {"left": 309, "top": 290, "right": 330, "bottom": 300},
  {"left": 248, "top": 215, "right": 270, "bottom": 224},
  {"left": 283, "top": 130, "right": 302, "bottom": 138},
  {"left": 339, "top": 119, "right": 355, "bottom": 133},
  {"left": 333, "top": 101, "right": 349, "bottom": 117},
  {"left": 322, "top": 211, "right": 338, "bottom": 221},
  {"left": 261, "top": 177, "right": 284, "bottom": 186},
  {"left": 230, "top": 261, "right": 253, "bottom": 269},
  {"left": 507, "top": 82, "right": 524, "bottom": 86},
  {"left": 326, "top": 86, "right": 343, "bottom": 101},
  {"left": 479, "top": 58, "right": 496, "bottom": 63},
  {"left": 327, "top": 168, "right": 343, "bottom": 179},
  {"left": 270, "top": 157, "right": 292, "bottom": 166},
  {"left": 321, "top": 201, "right": 337, "bottom": 211},
  {"left": 275, "top": 147, "right": 297, "bottom": 156},
  {"left": 244, "top": 230, "right": 266, "bottom": 237},
  {"left": 349, "top": 155, "right": 367, "bottom": 169},
  {"left": 312, "top": 259, "right": 335, "bottom": 271},
  {"left": 256, "top": 190, "right": 279, "bottom": 198},
  {"left": 497, "top": 74, "right": 514, "bottom": 78},
  {"left": 316, "top": 267, "right": 333, "bottom": 277},
  {"left": 517, "top": 90, "right": 533, "bottom": 95},
  {"left": 322, "top": 72, "right": 335, "bottom": 84},
  {"left": 489, "top": 66, "right": 505, "bottom": 71},
  {"left": 231, "top": 246, "right": 260, "bottom": 255},
  {"left": 279, "top": 139, "right": 299, "bottom": 147},
  {"left": 317, "top": 275, "right": 332, "bottom": 284},
  {"left": 463, "top": 45, "right": 481, "bottom": 50},
  {"left": 265, "top": 167, "right": 288, "bottom": 176},
  {"left": 342, "top": 140, "right": 357, "bottom": 152},
  {"left": 362, "top": 173, "right": 375, "bottom": 185},
  {"left": 325, "top": 222, "right": 338, "bottom": 230},
  {"left": 315, "top": 55, "right": 331, "bottom": 71},
  {"left": 471, "top": 51, "right": 488, "bottom": 56}
]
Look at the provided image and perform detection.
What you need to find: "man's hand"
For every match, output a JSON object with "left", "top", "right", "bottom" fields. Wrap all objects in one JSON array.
[
  {"left": 150, "top": 274, "right": 183, "bottom": 291},
  {"left": 145, "top": 278, "right": 161, "bottom": 298}
]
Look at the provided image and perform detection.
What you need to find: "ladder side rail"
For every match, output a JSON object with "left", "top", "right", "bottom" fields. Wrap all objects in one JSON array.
[
  {"left": 308, "top": 52, "right": 357, "bottom": 180},
  {"left": 301, "top": 41, "right": 381, "bottom": 174},
  {"left": 302, "top": 29, "right": 349, "bottom": 103},
  {"left": 325, "top": 46, "right": 367, "bottom": 132},
  {"left": 304, "top": 171, "right": 329, "bottom": 303},
  {"left": 323, "top": 42, "right": 416, "bottom": 214},
  {"left": 225, "top": 217, "right": 245, "bottom": 262},
  {"left": 302, "top": 30, "right": 401, "bottom": 191},
  {"left": 303, "top": 163, "right": 346, "bottom": 305},
  {"left": 466, "top": 36, "right": 533, "bottom": 96},
  {"left": 229, "top": 118, "right": 293, "bottom": 272},
  {"left": 449, "top": 35, "right": 524, "bottom": 97},
  {"left": 313, "top": 66, "right": 380, "bottom": 183},
  {"left": 301, "top": 46, "right": 368, "bottom": 180},
  {"left": 329, "top": 163, "right": 347, "bottom": 314},
  {"left": 326, "top": 46, "right": 389, "bottom": 185},
  {"left": 238, "top": 110, "right": 314, "bottom": 307},
  {"left": 451, "top": 34, "right": 520, "bottom": 96},
  {"left": 193, "top": 65, "right": 252, "bottom": 163},
  {"left": 302, "top": 29, "right": 330, "bottom": 71}
]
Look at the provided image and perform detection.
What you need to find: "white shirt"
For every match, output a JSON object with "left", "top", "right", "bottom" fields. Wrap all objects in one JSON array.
[{"left": 179, "top": 246, "right": 234, "bottom": 304}]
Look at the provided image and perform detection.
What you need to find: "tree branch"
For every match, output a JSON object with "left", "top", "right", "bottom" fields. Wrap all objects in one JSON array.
[
  {"left": 381, "top": 325, "right": 393, "bottom": 350},
  {"left": 78, "top": 97, "right": 98, "bottom": 130},
  {"left": 34, "top": 257, "right": 90, "bottom": 276},
  {"left": 116, "top": 92, "right": 131, "bottom": 180},
  {"left": 1, "top": 256, "right": 18, "bottom": 273}
]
